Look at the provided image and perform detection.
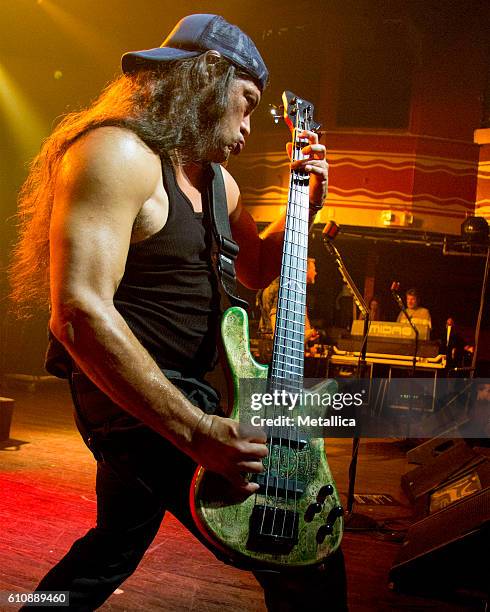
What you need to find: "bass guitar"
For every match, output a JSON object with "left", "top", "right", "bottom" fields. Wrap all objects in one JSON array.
[{"left": 190, "top": 91, "right": 343, "bottom": 568}]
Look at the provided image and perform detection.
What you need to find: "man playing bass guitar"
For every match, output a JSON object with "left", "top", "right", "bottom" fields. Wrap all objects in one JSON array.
[{"left": 10, "top": 14, "right": 347, "bottom": 611}]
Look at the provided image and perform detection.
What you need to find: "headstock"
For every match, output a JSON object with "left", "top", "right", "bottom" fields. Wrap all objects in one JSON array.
[{"left": 282, "top": 90, "right": 321, "bottom": 136}]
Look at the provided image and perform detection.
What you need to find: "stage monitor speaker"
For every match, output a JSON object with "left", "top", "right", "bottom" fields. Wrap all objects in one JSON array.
[
  {"left": 413, "top": 457, "right": 490, "bottom": 519},
  {"left": 406, "top": 437, "right": 466, "bottom": 466},
  {"left": 390, "top": 486, "right": 490, "bottom": 598},
  {"left": 401, "top": 439, "right": 478, "bottom": 502}
]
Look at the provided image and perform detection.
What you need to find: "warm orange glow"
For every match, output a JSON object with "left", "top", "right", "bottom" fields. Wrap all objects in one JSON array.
[
  {"left": 0, "top": 62, "right": 46, "bottom": 160},
  {"left": 37, "top": 0, "right": 120, "bottom": 66}
]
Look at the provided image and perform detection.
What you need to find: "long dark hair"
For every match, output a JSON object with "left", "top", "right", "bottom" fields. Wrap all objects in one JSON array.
[{"left": 9, "top": 53, "right": 238, "bottom": 315}]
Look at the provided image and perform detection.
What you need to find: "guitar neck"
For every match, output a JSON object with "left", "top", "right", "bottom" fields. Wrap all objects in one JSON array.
[{"left": 270, "top": 131, "right": 310, "bottom": 390}]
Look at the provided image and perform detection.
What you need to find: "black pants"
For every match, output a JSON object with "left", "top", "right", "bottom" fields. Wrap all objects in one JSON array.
[{"left": 30, "top": 371, "right": 347, "bottom": 611}]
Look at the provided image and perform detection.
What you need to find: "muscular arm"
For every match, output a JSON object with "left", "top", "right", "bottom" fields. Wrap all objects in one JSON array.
[
  {"left": 49, "top": 127, "right": 265, "bottom": 491},
  {"left": 230, "top": 199, "right": 285, "bottom": 290},
  {"left": 50, "top": 128, "right": 203, "bottom": 445},
  {"left": 226, "top": 130, "right": 328, "bottom": 289}
]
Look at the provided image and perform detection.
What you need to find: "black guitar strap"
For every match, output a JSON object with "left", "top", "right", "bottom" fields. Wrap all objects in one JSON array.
[{"left": 205, "top": 163, "right": 248, "bottom": 310}]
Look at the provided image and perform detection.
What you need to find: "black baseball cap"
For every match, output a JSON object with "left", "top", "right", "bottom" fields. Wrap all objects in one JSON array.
[{"left": 121, "top": 14, "right": 268, "bottom": 91}]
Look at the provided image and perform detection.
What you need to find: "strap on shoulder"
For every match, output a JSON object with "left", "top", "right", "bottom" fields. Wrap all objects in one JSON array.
[{"left": 206, "top": 163, "right": 248, "bottom": 310}]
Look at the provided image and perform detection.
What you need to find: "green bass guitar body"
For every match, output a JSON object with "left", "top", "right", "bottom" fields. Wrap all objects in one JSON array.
[{"left": 190, "top": 307, "right": 344, "bottom": 569}]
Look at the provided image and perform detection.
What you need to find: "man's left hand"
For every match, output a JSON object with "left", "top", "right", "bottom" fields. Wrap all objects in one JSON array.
[{"left": 287, "top": 130, "right": 328, "bottom": 209}]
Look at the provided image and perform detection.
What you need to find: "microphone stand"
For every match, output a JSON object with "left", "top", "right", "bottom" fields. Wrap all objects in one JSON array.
[
  {"left": 323, "top": 232, "right": 378, "bottom": 530},
  {"left": 323, "top": 239, "right": 370, "bottom": 368}
]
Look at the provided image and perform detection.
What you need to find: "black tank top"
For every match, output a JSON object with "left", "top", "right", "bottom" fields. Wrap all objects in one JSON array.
[{"left": 113, "top": 158, "right": 221, "bottom": 376}]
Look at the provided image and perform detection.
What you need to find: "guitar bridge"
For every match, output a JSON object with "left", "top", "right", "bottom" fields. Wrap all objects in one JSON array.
[{"left": 247, "top": 505, "right": 299, "bottom": 553}]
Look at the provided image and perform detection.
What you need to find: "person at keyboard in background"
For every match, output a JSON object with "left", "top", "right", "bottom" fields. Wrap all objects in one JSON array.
[{"left": 396, "top": 288, "right": 431, "bottom": 334}]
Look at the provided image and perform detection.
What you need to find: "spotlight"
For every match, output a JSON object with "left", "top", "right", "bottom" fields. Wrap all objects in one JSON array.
[
  {"left": 461, "top": 216, "right": 489, "bottom": 245},
  {"left": 269, "top": 104, "right": 284, "bottom": 124},
  {"left": 53, "top": 70, "right": 63, "bottom": 80}
]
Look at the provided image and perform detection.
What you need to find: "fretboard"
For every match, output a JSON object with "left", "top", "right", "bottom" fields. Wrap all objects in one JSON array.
[{"left": 270, "top": 136, "right": 310, "bottom": 393}]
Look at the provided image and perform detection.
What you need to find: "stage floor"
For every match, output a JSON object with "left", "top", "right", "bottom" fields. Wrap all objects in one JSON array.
[{"left": 0, "top": 381, "right": 484, "bottom": 611}]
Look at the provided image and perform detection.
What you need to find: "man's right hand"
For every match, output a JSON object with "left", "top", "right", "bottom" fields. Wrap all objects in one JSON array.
[{"left": 191, "top": 413, "right": 268, "bottom": 494}]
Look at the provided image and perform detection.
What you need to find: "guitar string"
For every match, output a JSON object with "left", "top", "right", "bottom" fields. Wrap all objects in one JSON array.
[
  {"left": 291, "top": 106, "right": 312, "bottom": 538},
  {"left": 257, "top": 163, "right": 298, "bottom": 536},
  {"left": 280, "top": 180, "right": 307, "bottom": 539},
  {"left": 287, "top": 166, "right": 310, "bottom": 538},
  {"left": 270, "top": 151, "right": 309, "bottom": 539},
  {"left": 259, "top": 156, "right": 304, "bottom": 536},
  {"left": 259, "top": 111, "right": 311, "bottom": 539},
  {"left": 286, "top": 184, "right": 309, "bottom": 538},
  {"left": 261, "top": 164, "right": 299, "bottom": 537},
  {"left": 272, "top": 148, "right": 302, "bottom": 537},
  {"left": 282, "top": 117, "right": 311, "bottom": 539}
]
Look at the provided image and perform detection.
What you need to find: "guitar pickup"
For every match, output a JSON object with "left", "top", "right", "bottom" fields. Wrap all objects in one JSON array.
[
  {"left": 254, "top": 473, "right": 306, "bottom": 497},
  {"left": 264, "top": 425, "right": 308, "bottom": 449}
]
